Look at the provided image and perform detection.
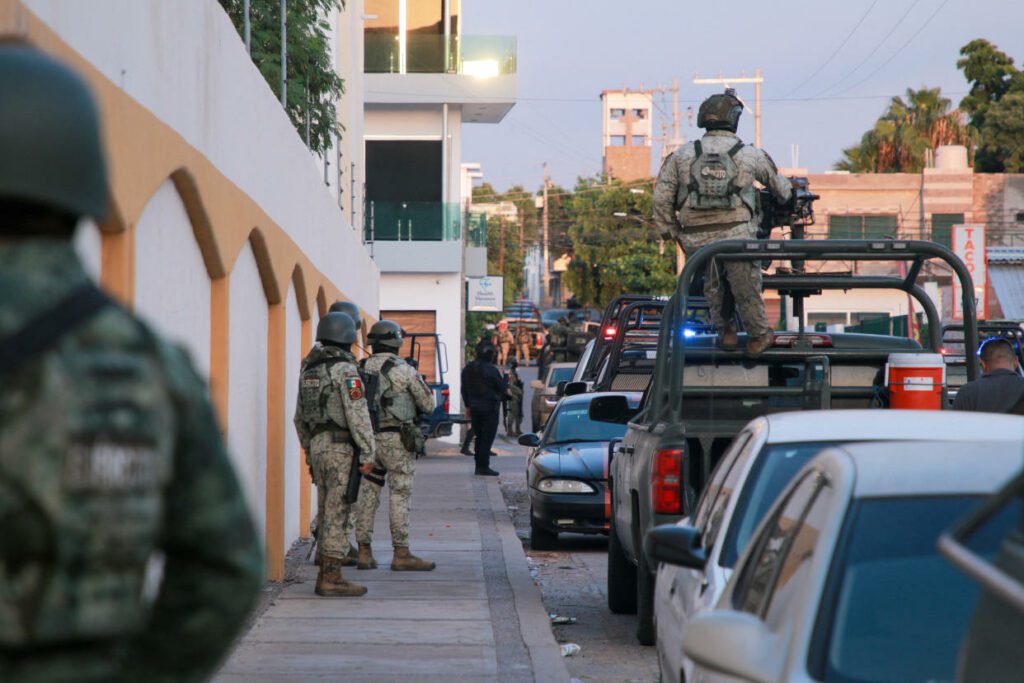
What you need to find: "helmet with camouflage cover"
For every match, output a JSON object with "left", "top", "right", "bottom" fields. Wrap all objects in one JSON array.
[
  {"left": 316, "top": 312, "right": 357, "bottom": 346},
  {"left": 697, "top": 89, "right": 744, "bottom": 133},
  {"left": 329, "top": 300, "right": 362, "bottom": 330},
  {"left": 367, "top": 320, "right": 404, "bottom": 350},
  {"left": 0, "top": 42, "right": 108, "bottom": 221}
]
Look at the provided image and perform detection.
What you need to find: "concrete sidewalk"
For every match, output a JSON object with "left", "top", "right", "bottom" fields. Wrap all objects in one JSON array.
[{"left": 217, "top": 442, "right": 569, "bottom": 683}]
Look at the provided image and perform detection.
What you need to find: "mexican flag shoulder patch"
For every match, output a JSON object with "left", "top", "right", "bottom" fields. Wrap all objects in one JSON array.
[{"left": 345, "top": 377, "right": 364, "bottom": 400}]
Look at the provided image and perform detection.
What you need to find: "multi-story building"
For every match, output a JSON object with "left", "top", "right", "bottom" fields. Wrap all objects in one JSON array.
[
  {"left": 601, "top": 89, "right": 653, "bottom": 181},
  {"left": 360, "top": 0, "right": 516, "bottom": 431}
]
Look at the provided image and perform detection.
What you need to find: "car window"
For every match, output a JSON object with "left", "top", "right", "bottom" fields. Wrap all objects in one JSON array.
[
  {"left": 720, "top": 441, "right": 839, "bottom": 568},
  {"left": 732, "top": 470, "right": 823, "bottom": 615},
  {"left": 547, "top": 366, "right": 574, "bottom": 387},
  {"left": 701, "top": 433, "right": 758, "bottom": 552},
  {"left": 544, "top": 404, "right": 628, "bottom": 444},
  {"left": 692, "top": 431, "right": 752, "bottom": 536}
]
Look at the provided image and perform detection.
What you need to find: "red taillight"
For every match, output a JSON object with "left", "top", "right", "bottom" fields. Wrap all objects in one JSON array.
[
  {"left": 773, "top": 333, "right": 833, "bottom": 348},
  {"left": 652, "top": 448, "right": 683, "bottom": 514},
  {"left": 603, "top": 326, "right": 617, "bottom": 339},
  {"left": 441, "top": 388, "right": 450, "bottom": 413}
]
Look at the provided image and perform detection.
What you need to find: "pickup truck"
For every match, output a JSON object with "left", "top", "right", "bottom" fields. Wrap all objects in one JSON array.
[
  {"left": 594, "top": 238, "right": 981, "bottom": 645},
  {"left": 402, "top": 331, "right": 464, "bottom": 439}
]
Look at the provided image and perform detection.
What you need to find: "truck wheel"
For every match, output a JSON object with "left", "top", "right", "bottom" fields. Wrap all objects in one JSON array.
[
  {"left": 530, "top": 511, "right": 559, "bottom": 551},
  {"left": 636, "top": 547, "right": 656, "bottom": 645},
  {"left": 607, "top": 513, "right": 638, "bottom": 614}
]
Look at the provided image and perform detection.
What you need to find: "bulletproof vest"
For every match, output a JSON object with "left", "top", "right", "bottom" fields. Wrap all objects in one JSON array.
[
  {"left": 0, "top": 296, "right": 174, "bottom": 646},
  {"left": 298, "top": 355, "right": 350, "bottom": 432},
  {"left": 366, "top": 356, "right": 416, "bottom": 426},
  {"left": 680, "top": 140, "right": 757, "bottom": 228}
]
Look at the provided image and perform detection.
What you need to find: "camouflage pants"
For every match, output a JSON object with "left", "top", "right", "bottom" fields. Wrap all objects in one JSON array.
[
  {"left": 678, "top": 223, "right": 770, "bottom": 337},
  {"left": 316, "top": 481, "right": 355, "bottom": 547},
  {"left": 309, "top": 434, "right": 356, "bottom": 560},
  {"left": 354, "top": 431, "right": 414, "bottom": 548}
]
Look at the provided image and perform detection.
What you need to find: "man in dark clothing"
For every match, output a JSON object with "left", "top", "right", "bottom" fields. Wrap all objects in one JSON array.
[
  {"left": 953, "top": 337, "right": 1024, "bottom": 413},
  {"left": 461, "top": 345, "right": 507, "bottom": 476}
]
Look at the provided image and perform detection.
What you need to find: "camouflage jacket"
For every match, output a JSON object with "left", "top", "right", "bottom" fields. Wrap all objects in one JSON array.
[
  {"left": 0, "top": 240, "right": 263, "bottom": 683},
  {"left": 363, "top": 352, "right": 435, "bottom": 428}
]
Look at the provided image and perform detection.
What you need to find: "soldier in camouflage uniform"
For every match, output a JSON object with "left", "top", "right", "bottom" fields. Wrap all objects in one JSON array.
[
  {"left": 0, "top": 43, "right": 263, "bottom": 681},
  {"left": 293, "top": 312, "right": 376, "bottom": 596},
  {"left": 653, "top": 89, "right": 793, "bottom": 355},
  {"left": 355, "top": 321, "right": 437, "bottom": 571}
]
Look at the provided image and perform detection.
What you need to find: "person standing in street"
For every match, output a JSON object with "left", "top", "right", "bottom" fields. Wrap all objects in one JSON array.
[
  {"left": 953, "top": 337, "right": 1024, "bottom": 412},
  {"left": 653, "top": 88, "right": 793, "bottom": 355},
  {"left": 462, "top": 345, "right": 507, "bottom": 476},
  {"left": 496, "top": 320, "right": 514, "bottom": 366},
  {"left": 0, "top": 43, "right": 263, "bottom": 681},
  {"left": 504, "top": 359, "right": 524, "bottom": 436},
  {"left": 354, "top": 321, "right": 437, "bottom": 572},
  {"left": 515, "top": 325, "right": 532, "bottom": 367},
  {"left": 294, "top": 312, "right": 376, "bottom": 596}
]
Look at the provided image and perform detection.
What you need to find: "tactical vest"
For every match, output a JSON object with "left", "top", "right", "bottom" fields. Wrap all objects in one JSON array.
[
  {"left": 0, "top": 296, "right": 174, "bottom": 647},
  {"left": 679, "top": 140, "right": 757, "bottom": 228},
  {"left": 367, "top": 357, "right": 416, "bottom": 425},
  {"left": 298, "top": 357, "right": 350, "bottom": 434}
]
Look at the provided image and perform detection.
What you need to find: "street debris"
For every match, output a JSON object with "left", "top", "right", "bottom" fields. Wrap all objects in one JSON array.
[
  {"left": 560, "top": 643, "right": 581, "bottom": 657},
  {"left": 549, "top": 613, "right": 577, "bottom": 625}
]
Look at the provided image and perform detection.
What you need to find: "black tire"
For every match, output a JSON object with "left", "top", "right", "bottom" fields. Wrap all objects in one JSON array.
[
  {"left": 607, "top": 512, "right": 638, "bottom": 614},
  {"left": 530, "top": 510, "right": 559, "bottom": 550},
  {"left": 636, "top": 545, "right": 656, "bottom": 645}
]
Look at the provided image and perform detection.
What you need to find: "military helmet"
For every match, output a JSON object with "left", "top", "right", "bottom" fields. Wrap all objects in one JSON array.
[
  {"left": 697, "top": 89, "right": 744, "bottom": 133},
  {"left": 316, "top": 312, "right": 357, "bottom": 346},
  {"left": 367, "top": 320, "right": 404, "bottom": 350},
  {"left": 329, "top": 300, "right": 362, "bottom": 330},
  {"left": 0, "top": 43, "right": 108, "bottom": 220}
]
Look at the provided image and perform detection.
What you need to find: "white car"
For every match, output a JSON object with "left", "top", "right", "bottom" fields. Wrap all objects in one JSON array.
[
  {"left": 661, "top": 437, "right": 1024, "bottom": 683},
  {"left": 651, "top": 410, "right": 1024, "bottom": 683}
]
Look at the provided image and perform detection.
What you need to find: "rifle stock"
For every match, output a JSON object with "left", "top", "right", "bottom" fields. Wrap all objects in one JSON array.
[{"left": 344, "top": 443, "right": 362, "bottom": 504}]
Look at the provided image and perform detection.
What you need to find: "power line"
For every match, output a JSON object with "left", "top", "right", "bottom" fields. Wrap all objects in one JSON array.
[{"left": 785, "top": 0, "right": 880, "bottom": 96}]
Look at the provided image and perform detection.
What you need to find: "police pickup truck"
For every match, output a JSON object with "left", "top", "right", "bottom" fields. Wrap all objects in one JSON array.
[{"left": 591, "top": 239, "right": 981, "bottom": 645}]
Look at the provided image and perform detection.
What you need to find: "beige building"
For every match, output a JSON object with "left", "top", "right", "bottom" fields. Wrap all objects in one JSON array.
[{"left": 601, "top": 89, "right": 653, "bottom": 182}]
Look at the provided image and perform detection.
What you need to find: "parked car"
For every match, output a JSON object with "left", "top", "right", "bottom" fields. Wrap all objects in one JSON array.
[
  {"left": 649, "top": 410, "right": 1024, "bottom": 683},
  {"left": 518, "top": 391, "right": 642, "bottom": 550},
  {"left": 529, "top": 362, "right": 575, "bottom": 432},
  {"left": 662, "top": 439, "right": 1022, "bottom": 683}
]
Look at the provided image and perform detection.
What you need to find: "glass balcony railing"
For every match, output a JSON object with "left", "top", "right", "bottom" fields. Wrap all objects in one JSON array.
[
  {"left": 364, "top": 34, "right": 516, "bottom": 76},
  {"left": 466, "top": 211, "right": 487, "bottom": 248},
  {"left": 364, "top": 201, "right": 461, "bottom": 242}
]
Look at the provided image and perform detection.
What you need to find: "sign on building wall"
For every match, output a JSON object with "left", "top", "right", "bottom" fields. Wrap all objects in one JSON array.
[
  {"left": 467, "top": 276, "right": 504, "bottom": 312},
  {"left": 951, "top": 224, "right": 987, "bottom": 320}
]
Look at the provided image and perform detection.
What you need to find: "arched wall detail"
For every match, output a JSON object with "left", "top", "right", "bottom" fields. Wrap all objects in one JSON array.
[{"left": 291, "top": 264, "right": 311, "bottom": 321}]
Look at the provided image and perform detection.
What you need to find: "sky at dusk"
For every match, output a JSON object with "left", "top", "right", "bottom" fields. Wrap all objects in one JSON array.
[{"left": 460, "top": 0, "right": 1024, "bottom": 191}]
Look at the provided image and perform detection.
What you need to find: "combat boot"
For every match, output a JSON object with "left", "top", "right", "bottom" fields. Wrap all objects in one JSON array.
[
  {"left": 357, "top": 542, "right": 378, "bottom": 570},
  {"left": 315, "top": 556, "right": 367, "bottom": 597},
  {"left": 746, "top": 330, "right": 775, "bottom": 356},
  {"left": 391, "top": 547, "right": 436, "bottom": 572},
  {"left": 719, "top": 326, "right": 739, "bottom": 351},
  {"left": 339, "top": 545, "right": 359, "bottom": 567}
]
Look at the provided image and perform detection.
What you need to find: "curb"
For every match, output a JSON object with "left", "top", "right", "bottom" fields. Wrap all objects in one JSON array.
[{"left": 485, "top": 476, "right": 572, "bottom": 683}]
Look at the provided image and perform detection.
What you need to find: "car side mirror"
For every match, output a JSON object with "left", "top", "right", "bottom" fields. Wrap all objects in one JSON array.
[
  {"left": 555, "top": 380, "right": 568, "bottom": 397},
  {"left": 518, "top": 433, "right": 541, "bottom": 448},
  {"left": 530, "top": 379, "right": 544, "bottom": 390},
  {"left": 588, "top": 394, "right": 633, "bottom": 424},
  {"left": 644, "top": 524, "right": 707, "bottom": 570},
  {"left": 563, "top": 381, "right": 587, "bottom": 396},
  {"left": 682, "top": 611, "right": 781, "bottom": 683}
]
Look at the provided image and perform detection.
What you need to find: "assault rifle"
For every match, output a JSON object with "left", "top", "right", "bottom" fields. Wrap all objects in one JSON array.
[{"left": 758, "top": 176, "right": 820, "bottom": 239}]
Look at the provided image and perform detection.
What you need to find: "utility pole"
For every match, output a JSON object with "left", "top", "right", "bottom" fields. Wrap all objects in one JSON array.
[
  {"left": 693, "top": 69, "right": 763, "bottom": 147},
  {"left": 243, "top": 0, "right": 251, "bottom": 54},
  {"left": 518, "top": 205, "right": 524, "bottom": 258},
  {"left": 280, "top": 0, "right": 287, "bottom": 107},
  {"left": 542, "top": 162, "right": 550, "bottom": 307},
  {"left": 672, "top": 77, "right": 680, "bottom": 151},
  {"left": 498, "top": 219, "right": 506, "bottom": 274}
]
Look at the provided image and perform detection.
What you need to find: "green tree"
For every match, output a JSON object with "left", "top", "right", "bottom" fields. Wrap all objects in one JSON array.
[
  {"left": 486, "top": 216, "right": 526, "bottom": 307},
  {"left": 219, "top": 0, "right": 345, "bottom": 154},
  {"left": 836, "top": 87, "right": 972, "bottom": 172},
  {"left": 957, "top": 39, "right": 1024, "bottom": 171}
]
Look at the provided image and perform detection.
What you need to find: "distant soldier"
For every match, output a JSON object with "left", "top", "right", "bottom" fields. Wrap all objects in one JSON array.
[
  {"left": 294, "top": 312, "right": 376, "bottom": 596},
  {"left": 505, "top": 359, "right": 525, "bottom": 436},
  {"left": 653, "top": 88, "right": 793, "bottom": 355},
  {"left": 0, "top": 43, "right": 263, "bottom": 680},
  {"left": 515, "top": 325, "right": 533, "bottom": 367},
  {"left": 548, "top": 317, "right": 569, "bottom": 362},
  {"left": 496, "top": 320, "right": 515, "bottom": 366},
  {"left": 355, "top": 321, "right": 437, "bottom": 571}
]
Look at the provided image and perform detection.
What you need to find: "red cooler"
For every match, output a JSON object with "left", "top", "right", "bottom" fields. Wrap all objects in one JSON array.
[{"left": 885, "top": 353, "right": 946, "bottom": 410}]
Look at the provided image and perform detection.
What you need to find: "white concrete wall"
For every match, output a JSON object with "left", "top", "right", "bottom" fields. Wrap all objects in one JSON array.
[
  {"left": 334, "top": 0, "right": 365, "bottom": 233},
  {"left": 798, "top": 289, "right": 916, "bottom": 329},
  {"left": 228, "top": 241, "right": 269, "bottom": 535},
  {"left": 365, "top": 106, "right": 442, "bottom": 138},
  {"left": 73, "top": 219, "right": 102, "bottom": 282},
  {"left": 26, "top": 0, "right": 379, "bottom": 319},
  {"left": 284, "top": 286, "right": 302, "bottom": 549},
  {"left": 133, "top": 179, "right": 212, "bottom": 377},
  {"left": 380, "top": 272, "right": 462, "bottom": 442}
]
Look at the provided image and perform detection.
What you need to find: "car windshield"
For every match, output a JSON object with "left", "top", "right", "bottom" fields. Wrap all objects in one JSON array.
[
  {"left": 547, "top": 366, "right": 574, "bottom": 387},
  {"left": 814, "top": 495, "right": 1019, "bottom": 683},
  {"left": 720, "top": 441, "right": 839, "bottom": 567},
  {"left": 545, "top": 404, "right": 628, "bottom": 444}
]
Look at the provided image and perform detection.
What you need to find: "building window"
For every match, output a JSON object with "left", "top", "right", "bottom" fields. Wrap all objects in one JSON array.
[
  {"left": 1016, "top": 211, "right": 1024, "bottom": 223},
  {"left": 632, "top": 108, "right": 647, "bottom": 120},
  {"left": 828, "top": 215, "right": 898, "bottom": 240},
  {"left": 610, "top": 135, "right": 626, "bottom": 147},
  {"left": 931, "top": 213, "right": 964, "bottom": 249},
  {"left": 610, "top": 108, "right": 625, "bottom": 120},
  {"left": 631, "top": 135, "right": 646, "bottom": 147},
  {"left": 365, "top": 140, "right": 445, "bottom": 241}
]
